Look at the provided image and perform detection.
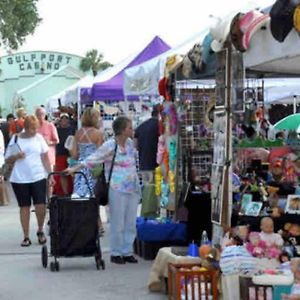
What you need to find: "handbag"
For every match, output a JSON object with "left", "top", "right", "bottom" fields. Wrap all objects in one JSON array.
[
  {"left": 1, "top": 135, "right": 19, "bottom": 180},
  {"left": 94, "top": 143, "right": 117, "bottom": 206}
]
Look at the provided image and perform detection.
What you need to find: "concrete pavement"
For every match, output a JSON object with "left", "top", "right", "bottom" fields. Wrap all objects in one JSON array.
[{"left": 0, "top": 183, "right": 167, "bottom": 300}]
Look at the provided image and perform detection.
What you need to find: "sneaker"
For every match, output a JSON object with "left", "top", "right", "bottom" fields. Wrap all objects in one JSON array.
[
  {"left": 110, "top": 256, "right": 125, "bottom": 264},
  {"left": 123, "top": 255, "right": 138, "bottom": 263}
]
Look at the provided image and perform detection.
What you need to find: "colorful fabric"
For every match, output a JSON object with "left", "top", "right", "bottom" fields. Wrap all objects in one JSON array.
[
  {"left": 84, "top": 138, "right": 141, "bottom": 195},
  {"left": 73, "top": 143, "right": 97, "bottom": 197}
]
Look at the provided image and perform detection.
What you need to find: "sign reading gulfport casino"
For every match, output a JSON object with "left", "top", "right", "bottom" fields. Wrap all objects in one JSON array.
[{"left": 0, "top": 51, "right": 85, "bottom": 114}]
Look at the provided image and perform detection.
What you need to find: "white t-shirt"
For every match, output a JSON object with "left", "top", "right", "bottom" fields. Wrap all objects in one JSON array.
[{"left": 5, "top": 133, "right": 49, "bottom": 183}]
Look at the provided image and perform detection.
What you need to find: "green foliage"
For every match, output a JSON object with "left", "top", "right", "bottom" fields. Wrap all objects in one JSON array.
[
  {"left": 0, "top": 0, "right": 41, "bottom": 50},
  {"left": 80, "top": 49, "right": 113, "bottom": 76}
]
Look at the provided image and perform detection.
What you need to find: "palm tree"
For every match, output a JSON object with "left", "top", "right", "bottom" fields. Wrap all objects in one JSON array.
[{"left": 80, "top": 49, "right": 113, "bottom": 76}]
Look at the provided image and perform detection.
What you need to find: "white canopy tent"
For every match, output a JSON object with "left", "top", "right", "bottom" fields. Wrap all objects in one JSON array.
[
  {"left": 46, "top": 75, "right": 94, "bottom": 110},
  {"left": 45, "top": 52, "right": 139, "bottom": 112},
  {"left": 123, "top": 29, "right": 209, "bottom": 97}
]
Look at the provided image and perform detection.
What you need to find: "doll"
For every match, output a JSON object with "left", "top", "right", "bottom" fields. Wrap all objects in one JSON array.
[
  {"left": 279, "top": 251, "right": 291, "bottom": 272},
  {"left": 246, "top": 231, "right": 266, "bottom": 258},
  {"left": 259, "top": 217, "right": 284, "bottom": 248}
]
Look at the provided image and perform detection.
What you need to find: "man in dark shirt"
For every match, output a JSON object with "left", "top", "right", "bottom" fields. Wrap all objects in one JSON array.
[{"left": 134, "top": 106, "right": 160, "bottom": 182}]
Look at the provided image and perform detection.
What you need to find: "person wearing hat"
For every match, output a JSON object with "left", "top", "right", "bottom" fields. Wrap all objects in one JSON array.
[{"left": 53, "top": 113, "right": 75, "bottom": 195}]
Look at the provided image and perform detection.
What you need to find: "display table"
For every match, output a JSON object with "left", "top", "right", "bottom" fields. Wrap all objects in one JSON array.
[
  {"left": 135, "top": 218, "right": 188, "bottom": 260},
  {"left": 221, "top": 258, "right": 281, "bottom": 300},
  {"left": 147, "top": 247, "right": 201, "bottom": 292}
]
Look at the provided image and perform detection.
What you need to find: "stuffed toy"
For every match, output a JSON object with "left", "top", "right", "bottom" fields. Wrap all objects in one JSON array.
[
  {"left": 266, "top": 245, "right": 282, "bottom": 259},
  {"left": 246, "top": 231, "right": 266, "bottom": 258},
  {"left": 285, "top": 223, "right": 300, "bottom": 237},
  {"left": 200, "top": 246, "right": 220, "bottom": 270},
  {"left": 281, "top": 223, "right": 300, "bottom": 253}
]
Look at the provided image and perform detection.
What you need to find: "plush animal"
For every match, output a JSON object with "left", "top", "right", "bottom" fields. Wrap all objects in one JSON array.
[
  {"left": 200, "top": 246, "right": 220, "bottom": 270},
  {"left": 246, "top": 231, "right": 266, "bottom": 258}
]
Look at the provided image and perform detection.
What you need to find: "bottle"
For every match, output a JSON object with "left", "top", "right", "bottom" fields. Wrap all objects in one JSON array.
[{"left": 200, "top": 230, "right": 209, "bottom": 245}]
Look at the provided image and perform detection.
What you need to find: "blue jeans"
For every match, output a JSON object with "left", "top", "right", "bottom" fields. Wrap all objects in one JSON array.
[{"left": 109, "top": 188, "right": 140, "bottom": 256}]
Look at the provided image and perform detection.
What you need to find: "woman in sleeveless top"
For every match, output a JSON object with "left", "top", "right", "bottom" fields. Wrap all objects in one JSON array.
[{"left": 71, "top": 108, "right": 103, "bottom": 197}]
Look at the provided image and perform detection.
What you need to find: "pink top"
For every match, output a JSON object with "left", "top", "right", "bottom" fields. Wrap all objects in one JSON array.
[
  {"left": 37, "top": 121, "right": 59, "bottom": 166},
  {"left": 259, "top": 232, "right": 284, "bottom": 247}
]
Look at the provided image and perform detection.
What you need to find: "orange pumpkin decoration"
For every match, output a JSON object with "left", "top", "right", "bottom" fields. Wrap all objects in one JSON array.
[{"left": 198, "top": 244, "right": 212, "bottom": 259}]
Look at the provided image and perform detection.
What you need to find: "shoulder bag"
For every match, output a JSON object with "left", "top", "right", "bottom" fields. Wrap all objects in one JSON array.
[
  {"left": 1, "top": 135, "right": 20, "bottom": 180},
  {"left": 94, "top": 142, "right": 118, "bottom": 206}
]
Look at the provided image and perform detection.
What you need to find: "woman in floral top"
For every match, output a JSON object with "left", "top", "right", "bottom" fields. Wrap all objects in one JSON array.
[{"left": 67, "top": 116, "right": 141, "bottom": 264}]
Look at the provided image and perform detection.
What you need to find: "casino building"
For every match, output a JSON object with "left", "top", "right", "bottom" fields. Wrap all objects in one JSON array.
[{"left": 0, "top": 51, "right": 86, "bottom": 115}]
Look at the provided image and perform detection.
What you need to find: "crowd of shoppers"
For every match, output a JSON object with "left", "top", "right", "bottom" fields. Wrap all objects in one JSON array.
[{"left": 0, "top": 106, "right": 147, "bottom": 265}]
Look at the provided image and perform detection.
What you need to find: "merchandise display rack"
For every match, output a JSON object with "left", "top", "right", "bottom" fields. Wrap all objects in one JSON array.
[{"left": 177, "top": 88, "right": 215, "bottom": 186}]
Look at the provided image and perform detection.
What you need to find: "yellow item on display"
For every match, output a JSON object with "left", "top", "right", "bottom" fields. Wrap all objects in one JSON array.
[
  {"left": 294, "top": 5, "right": 300, "bottom": 33},
  {"left": 155, "top": 166, "right": 162, "bottom": 196},
  {"left": 168, "top": 170, "right": 175, "bottom": 193}
]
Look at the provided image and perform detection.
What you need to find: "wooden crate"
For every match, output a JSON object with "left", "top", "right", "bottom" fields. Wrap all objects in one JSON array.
[
  {"left": 168, "top": 263, "right": 219, "bottom": 300},
  {"left": 239, "top": 277, "right": 273, "bottom": 300}
]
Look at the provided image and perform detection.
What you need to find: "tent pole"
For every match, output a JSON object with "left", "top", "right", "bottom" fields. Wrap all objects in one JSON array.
[
  {"left": 124, "top": 96, "right": 128, "bottom": 115},
  {"left": 77, "top": 87, "right": 82, "bottom": 129}
]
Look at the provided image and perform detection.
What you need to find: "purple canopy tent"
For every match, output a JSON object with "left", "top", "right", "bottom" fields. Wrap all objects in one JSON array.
[{"left": 83, "top": 36, "right": 170, "bottom": 104}]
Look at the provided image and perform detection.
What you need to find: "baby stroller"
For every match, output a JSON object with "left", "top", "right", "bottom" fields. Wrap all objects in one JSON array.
[{"left": 41, "top": 172, "right": 105, "bottom": 272}]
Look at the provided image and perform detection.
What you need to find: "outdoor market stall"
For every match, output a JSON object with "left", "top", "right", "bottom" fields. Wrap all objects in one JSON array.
[{"left": 143, "top": 1, "right": 300, "bottom": 299}]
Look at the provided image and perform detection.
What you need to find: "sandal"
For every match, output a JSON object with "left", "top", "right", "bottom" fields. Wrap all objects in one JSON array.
[
  {"left": 21, "top": 237, "right": 32, "bottom": 247},
  {"left": 37, "top": 231, "right": 47, "bottom": 245}
]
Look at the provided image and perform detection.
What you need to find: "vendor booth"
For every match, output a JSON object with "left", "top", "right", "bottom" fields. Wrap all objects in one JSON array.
[
  {"left": 135, "top": 1, "right": 300, "bottom": 299},
  {"left": 89, "top": 36, "right": 171, "bottom": 103}
]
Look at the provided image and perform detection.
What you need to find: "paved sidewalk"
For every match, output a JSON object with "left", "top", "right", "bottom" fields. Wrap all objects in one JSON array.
[{"left": 0, "top": 184, "right": 167, "bottom": 300}]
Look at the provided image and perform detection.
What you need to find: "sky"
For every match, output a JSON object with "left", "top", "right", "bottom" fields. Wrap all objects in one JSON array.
[{"left": 13, "top": 0, "right": 275, "bottom": 65}]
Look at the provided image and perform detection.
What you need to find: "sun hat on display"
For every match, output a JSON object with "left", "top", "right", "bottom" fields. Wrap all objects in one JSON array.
[
  {"left": 270, "top": 0, "right": 300, "bottom": 42},
  {"left": 164, "top": 54, "right": 183, "bottom": 77},
  {"left": 158, "top": 77, "right": 171, "bottom": 100},
  {"left": 293, "top": 4, "right": 300, "bottom": 32},
  {"left": 210, "top": 11, "right": 238, "bottom": 52},
  {"left": 239, "top": 10, "right": 270, "bottom": 51}
]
